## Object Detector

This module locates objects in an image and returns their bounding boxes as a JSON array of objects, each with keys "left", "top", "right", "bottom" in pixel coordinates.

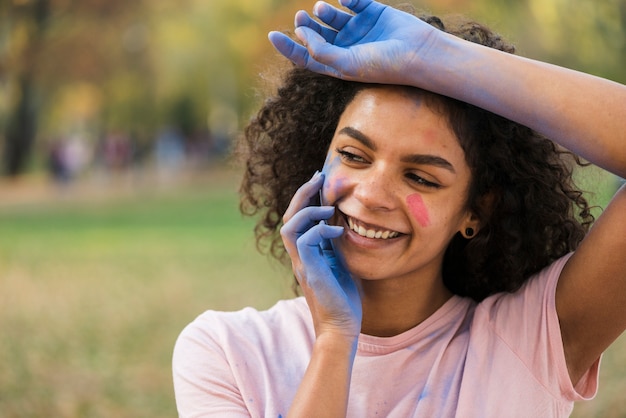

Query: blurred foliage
[{"left": 0, "top": 0, "right": 624, "bottom": 176}]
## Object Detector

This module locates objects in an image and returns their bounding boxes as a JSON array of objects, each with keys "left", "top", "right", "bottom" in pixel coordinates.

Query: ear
[
  {"left": 460, "top": 191, "right": 496, "bottom": 239},
  {"left": 460, "top": 213, "right": 481, "bottom": 239}
]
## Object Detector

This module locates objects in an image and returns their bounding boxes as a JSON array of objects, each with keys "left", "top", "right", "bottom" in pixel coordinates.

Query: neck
[{"left": 358, "top": 275, "right": 453, "bottom": 337}]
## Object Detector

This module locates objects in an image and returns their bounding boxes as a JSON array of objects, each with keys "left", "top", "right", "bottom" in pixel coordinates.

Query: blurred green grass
[
  {"left": 0, "top": 169, "right": 292, "bottom": 418},
  {"left": 0, "top": 167, "right": 623, "bottom": 417}
]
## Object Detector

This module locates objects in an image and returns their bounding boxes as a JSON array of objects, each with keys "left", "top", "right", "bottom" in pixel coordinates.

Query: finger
[
  {"left": 282, "top": 171, "right": 324, "bottom": 223},
  {"left": 282, "top": 206, "right": 335, "bottom": 240},
  {"left": 320, "top": 237, "right": 334, "bottom": 252},
  {"left": 298, "top": 223, "right": 344, "bottom": 248},
  {"left": 293, "top": 27, "right": 345, "bottom": 78},
  {"left": 312, "top": 1, "right": 353, "bottom": 32},
  {"left": 282, "top": 208, "right": 335, "bottom": 261},
  {"left": 322, "top": 248, "right": 343, "bottom": 274},
  {"left": 268, "top": 31, "right": 312, "bottom": 67},
  {"left": 297, "top": 224, "right": 344, "bottom": 278},
  {"left": 295, "top": 10, "right": 339, "bottom": 44},
  {"left": 321, "top": 245, "right": 361, "bottom": 314},
  {"left": 338, "top": 0, "right": 377, "bottom": 14},
  {"left": 298, "top": 225, "right": 355, "bottom": 309}
]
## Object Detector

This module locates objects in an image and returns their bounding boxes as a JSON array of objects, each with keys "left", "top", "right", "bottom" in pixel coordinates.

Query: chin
[{"left": 340, "top": 258, "right": 387, "bottom": 282}]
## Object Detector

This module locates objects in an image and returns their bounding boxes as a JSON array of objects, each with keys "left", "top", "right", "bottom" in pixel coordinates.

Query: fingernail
[
  {"left": 310, "top": 170, "right": 322, "bottom": 182},
  {"left": 294, "top": 27, "right": 307, "bottom": 45},
  {"left": 313, "top": 2, "right": 321, "bottom": 16}
]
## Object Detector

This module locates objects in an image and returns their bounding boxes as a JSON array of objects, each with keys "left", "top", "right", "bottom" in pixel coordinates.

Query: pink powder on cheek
[{"left": 407, "top": 193, "right": 431, "bottom": 227}]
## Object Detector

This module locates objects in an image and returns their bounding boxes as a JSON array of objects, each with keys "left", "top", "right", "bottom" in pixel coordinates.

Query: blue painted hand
[
  {"left": 268, "top": 0, "right": 439, "bottom": 86},
  {"left": 281, "top": 172, "right": 362, "bottom": 339}
]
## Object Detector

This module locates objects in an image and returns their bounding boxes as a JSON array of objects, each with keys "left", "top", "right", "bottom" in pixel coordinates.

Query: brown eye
[
  {"left": 337, "top": 148, "right": 368, "bottom": 164},
  {"left": 406, "top": 172, "right": 441, "bottom": 189}
]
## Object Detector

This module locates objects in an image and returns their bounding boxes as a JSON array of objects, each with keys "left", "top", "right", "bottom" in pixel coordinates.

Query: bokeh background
[{"left": 1, "top": 0, "right": 624, "bottom": 417}]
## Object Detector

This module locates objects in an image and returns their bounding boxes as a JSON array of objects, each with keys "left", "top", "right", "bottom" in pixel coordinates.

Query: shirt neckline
[{"left": 356, "top": 295, "right": 473, "bottom": 355}]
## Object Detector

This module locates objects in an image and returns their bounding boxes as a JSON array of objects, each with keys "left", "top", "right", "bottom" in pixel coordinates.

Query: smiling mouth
[{"left": 346, "top": 215, "right": 400, "bottom": 240}]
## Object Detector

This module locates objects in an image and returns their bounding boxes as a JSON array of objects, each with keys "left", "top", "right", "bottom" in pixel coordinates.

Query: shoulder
[
  {"left": 478, "top": 253, "right": 573, "bottom": 317},
  {"left": 468, "top": 253, "right": 598, "bottom": 402},
  {"left": 173, "top": 297, "right": 315, "bottom": 370},
  {"left": 176, "top": 297, "right": 312, "bottom": 350},
  {"left": 172, "top": 298, "right": 312, "bottom": 416},
  {"left": 471, "top": 253, "right": 573, "bottom": 346}
]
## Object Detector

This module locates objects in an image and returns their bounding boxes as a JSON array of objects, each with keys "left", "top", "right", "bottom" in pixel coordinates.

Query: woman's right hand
[{"left": 281, "top": 171, "right": 362, "bottom": 341}]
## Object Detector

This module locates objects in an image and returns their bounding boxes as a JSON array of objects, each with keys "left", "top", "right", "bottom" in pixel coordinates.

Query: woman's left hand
[{"left": 269, "top": 0, "right": 443, "bottom": 86}]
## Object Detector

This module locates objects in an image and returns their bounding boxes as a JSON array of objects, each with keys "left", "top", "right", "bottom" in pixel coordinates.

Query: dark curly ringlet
[
  {"left": 239, "top": 70, "right": 370, "bottom": 259},
  {"left": 238, "top": 6, "right": 594, "bottom": 301}
]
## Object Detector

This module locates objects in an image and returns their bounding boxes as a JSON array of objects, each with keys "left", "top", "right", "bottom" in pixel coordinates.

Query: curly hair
[{"left": 237, "top": 6, "right": 594, "bottom": 301}]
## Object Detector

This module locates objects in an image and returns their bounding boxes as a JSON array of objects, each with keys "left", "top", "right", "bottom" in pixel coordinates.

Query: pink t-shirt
[{"left": 173, "top": 255, "right": 599, "bottom": 417}]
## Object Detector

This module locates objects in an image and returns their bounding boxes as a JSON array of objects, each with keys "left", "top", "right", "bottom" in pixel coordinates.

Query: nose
[{"left": 353, "top": 165, "right": 399, "bottom": 212}]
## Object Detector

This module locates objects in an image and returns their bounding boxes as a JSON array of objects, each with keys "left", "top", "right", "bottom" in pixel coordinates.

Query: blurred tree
[
  {"left": 37, "top": 0, "right": 154, "bottom": 142},
  {"left": 2, "top": 0, "right": 50, "bottom": 177},
  {"left": 1, "top": 0, "right": 623, "bottom": 177},
  {"left": 2, "top": 0, "right": 153, "bottom": 176},
  {"left": 444, "top": 0, "right": 625, "bottom": 83}
]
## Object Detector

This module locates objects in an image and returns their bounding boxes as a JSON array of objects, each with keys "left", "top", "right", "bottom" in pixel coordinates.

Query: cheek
[
  {"left": 406, "top": 193, "right": 431, "bottom": 228},
  {"left": 321, "top": 154, "right": 345, "bottom": 205}
]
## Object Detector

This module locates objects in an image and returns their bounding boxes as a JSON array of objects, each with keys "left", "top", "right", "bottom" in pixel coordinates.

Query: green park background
[{"left": 1, "top": 0, "right": 625, "bottom": 416}]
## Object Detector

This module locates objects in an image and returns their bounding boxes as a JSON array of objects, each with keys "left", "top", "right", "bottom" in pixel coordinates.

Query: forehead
[{"left": 335, "top": 86, "right": 462, "bottom": 154}]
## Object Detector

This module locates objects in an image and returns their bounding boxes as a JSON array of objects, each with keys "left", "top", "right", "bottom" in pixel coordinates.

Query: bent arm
[
  {"left": 288, "top": 334, "right": 357, "bottom": 417},
  {"left": 281, "top": 173, "right": 363, "bottom": 416},
  {"left": 556, "top": 184, "right": 626, "bottom": 384}
]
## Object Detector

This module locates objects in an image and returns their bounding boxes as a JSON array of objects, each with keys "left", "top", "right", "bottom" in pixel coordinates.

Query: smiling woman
[{"left": 172, "top": 0, "right": 626, "bottom": 417}]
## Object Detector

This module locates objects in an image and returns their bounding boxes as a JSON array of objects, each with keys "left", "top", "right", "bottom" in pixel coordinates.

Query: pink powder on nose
[{"left": 407, "top": 193, "right": 431, "bottom": 227}]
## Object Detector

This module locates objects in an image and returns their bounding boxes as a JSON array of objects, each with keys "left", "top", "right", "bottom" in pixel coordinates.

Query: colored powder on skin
[
  {"left": 321, "top": 153, "right": 339, "bottom": 178},
  {"left": 407, "top": 193, "right": 431, "bottom": 227},
  {"left": 321, "top": 154, "right": 342, "bottom": 204}
]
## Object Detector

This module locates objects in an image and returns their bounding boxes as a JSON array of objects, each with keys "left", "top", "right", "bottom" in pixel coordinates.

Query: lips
[{"left": 346, "top": 216, "right": 400, "bottom": 240}]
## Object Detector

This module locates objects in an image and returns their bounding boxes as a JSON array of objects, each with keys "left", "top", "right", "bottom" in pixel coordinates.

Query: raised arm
[
  {"left": 280, "top": 172, "right": 362, "bottom": 417},
  {"left": 270, "top": 0, "right": 626, "bottom": 175},
  {"left": 270, "top": 0, "right": 626, "bottom": 385}
]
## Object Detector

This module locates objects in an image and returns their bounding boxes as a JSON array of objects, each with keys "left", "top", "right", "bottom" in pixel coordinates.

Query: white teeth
[{"left": 347, "top": 217, "right": 399, "bottom": 240}]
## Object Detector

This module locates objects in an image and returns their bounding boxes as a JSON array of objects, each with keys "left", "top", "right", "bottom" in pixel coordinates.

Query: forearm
[
  {"left": 288, "top": 334, "right": 357, "bottom": 418},
  {"left": 417, "top": 32, "right": 626, "bottom": 177}
]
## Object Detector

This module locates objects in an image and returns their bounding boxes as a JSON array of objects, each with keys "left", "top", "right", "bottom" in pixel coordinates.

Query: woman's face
[{"left": 322, "top": 87, "right": 476, "bottom": 284}]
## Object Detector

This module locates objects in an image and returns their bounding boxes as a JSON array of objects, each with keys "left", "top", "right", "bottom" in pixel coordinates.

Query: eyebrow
[
  {"left": 337, "top": 126, "right": 456, "bottom": 174},
  {"left": 338, "top": 127, "right": 377, "bottom": 150},
  {"left": 400, "top": 154, "right": 456, "bottom": 173}
]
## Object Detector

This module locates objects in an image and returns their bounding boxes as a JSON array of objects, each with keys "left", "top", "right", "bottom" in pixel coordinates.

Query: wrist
[
  {"left": 313, "top": 332, "right": 359, "bottom": 361},
  {"left": 405, "top": 30, "right": 465, "bottom": 90},
  {"left": 287, "top": 331, "right": 357, "bottom": 417},
  {"left": 413, "top": 29, "right": 508, "bottom": 109}
]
